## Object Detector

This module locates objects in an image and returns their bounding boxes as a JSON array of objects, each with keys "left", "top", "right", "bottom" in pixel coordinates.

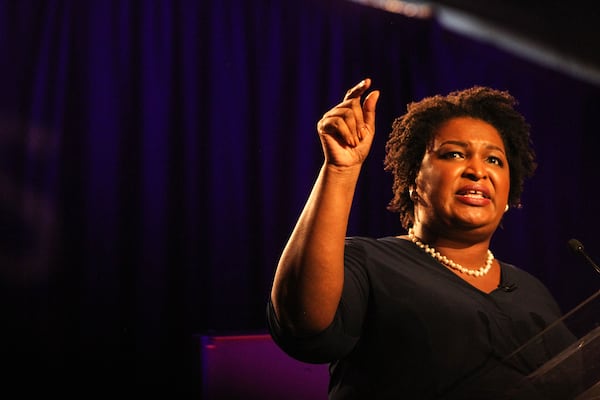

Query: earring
[
  {"left": 409, "top": 189, "right": 418, "bottom": 202},
  {"left": 504, "top": 204, "right": 509, "bottom": 212}
]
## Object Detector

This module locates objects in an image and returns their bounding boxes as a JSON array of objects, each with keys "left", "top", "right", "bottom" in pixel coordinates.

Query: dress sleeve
[{"left": 265, "top": 238, "right": 371, "bottom": 364}]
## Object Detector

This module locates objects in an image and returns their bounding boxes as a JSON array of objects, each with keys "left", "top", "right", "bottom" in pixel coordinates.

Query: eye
[
  {"left": 441, "top": 151, "right": 464, "bottom": 160},
  {"left": 487, "top": 156, "right": 504, "bottom": 166}
]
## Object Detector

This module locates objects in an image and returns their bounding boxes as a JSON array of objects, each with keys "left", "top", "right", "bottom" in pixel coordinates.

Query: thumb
[{"left": 362, "top": 90, "right": 380, "bottom": 132}]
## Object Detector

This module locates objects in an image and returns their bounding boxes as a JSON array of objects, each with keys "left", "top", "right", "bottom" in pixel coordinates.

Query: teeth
[{"left": 460, "top": 190, "right": 486, "bottom": 198}]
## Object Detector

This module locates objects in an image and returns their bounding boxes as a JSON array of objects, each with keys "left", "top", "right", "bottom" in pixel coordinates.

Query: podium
[
  {"left": 502, "top": 288, "right": 600, "bottom": 399},
  {"left": 440, "top": 287, "right": 600, "bottom": 399},
  {"left": 475, "top": 291, "right": 600, "bottom": 400}
]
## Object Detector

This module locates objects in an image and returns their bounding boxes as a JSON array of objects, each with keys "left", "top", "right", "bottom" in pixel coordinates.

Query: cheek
[
  {"left": 416, "top": 171, "right": 449, "bottom": 204},
  {"left": 493, "top": 171, "right": 511, "bottom": 199},
  {"left": 424, "top": 167, "right": 455, "bottom": 190}
]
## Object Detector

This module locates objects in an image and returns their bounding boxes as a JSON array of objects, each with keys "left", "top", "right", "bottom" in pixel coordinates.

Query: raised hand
[
  {"left": 317, "top": 78, "right": 380, "bottom": 167},
  {"left": 271, "top": 80, "right": 379, "bottom": 334}
]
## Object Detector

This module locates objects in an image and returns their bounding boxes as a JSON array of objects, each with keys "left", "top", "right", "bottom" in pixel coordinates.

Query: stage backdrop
[{"left": 1, "top": 0, "right": 599, "bottom": 397}]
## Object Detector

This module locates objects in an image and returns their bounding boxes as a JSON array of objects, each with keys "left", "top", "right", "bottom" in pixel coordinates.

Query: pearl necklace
[{"left": 408, "top": 228, "right": 494, "bottom": 277}]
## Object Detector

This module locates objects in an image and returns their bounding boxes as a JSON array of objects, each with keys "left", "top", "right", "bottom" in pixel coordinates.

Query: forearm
[{"left": 271, "top": 163, "right": 361, "bottom": 335}]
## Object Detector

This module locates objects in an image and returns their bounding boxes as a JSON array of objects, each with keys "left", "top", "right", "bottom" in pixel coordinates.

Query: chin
[{"left": 454, "top": 217, "right": 497, "bottom": 231}]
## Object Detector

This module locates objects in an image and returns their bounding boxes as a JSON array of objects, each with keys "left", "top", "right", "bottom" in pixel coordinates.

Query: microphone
[
  {"left": 499, "top": 282, "right": 517, "bottom": 292},
  {"left": 567, "top": 238, "right": 600, "bottom": 275}
]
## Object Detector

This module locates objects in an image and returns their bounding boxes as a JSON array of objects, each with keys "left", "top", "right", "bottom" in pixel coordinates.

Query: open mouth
[{"left": 456, "top": 189, "right": 490, "bottom": 199}]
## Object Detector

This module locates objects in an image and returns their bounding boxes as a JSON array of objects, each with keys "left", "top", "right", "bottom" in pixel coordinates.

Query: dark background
[
  {"left": 431, "top": 0, "right": 600, "bottom": 68},
  {"left": 1, "top": 0, "right": 599, "bottom": 397}
]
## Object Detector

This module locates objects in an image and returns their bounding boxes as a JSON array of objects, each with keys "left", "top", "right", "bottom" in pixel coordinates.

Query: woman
[{"left": 267, "top": 79, "right": 577, "bottom": 399}]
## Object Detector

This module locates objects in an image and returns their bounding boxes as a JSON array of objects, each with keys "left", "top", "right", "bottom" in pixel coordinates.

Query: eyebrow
[{"left": 438, "top": 140, "right": 505, "bottom": 154}]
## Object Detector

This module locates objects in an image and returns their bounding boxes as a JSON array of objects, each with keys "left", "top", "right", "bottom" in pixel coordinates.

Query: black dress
[{"left": 267, "top": 237, "right": 579, "bottom": 399}]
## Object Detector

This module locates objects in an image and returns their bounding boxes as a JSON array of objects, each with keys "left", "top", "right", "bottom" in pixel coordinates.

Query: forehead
[{"left": 432, "top": 117, "right": 505, "bottom": 149}]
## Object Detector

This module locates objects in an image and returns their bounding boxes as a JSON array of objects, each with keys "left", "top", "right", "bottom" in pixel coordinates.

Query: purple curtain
[{"left": 1, "top": 0, "right": 599, "bottom": 396}]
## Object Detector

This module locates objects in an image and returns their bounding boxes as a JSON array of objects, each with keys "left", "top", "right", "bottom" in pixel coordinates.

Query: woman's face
[{"left": 413, "top": 117, "right": 510, "bottom": 237}]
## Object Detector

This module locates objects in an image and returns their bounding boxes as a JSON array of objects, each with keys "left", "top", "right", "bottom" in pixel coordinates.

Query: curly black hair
[{"left": 383, "top": 86, "right": 537, "bottom": 229}]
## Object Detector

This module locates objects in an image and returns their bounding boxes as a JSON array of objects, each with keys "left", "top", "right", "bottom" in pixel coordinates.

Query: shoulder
[
  {"left": 343, "top": 236, "right": 432, "bottom": 279},
  {"left": 501, "top": 262, "right": 554, "bottom": 301},
  {"left": 344, "top": 236, "right": 420, "bottom": 265},
  {"left": 345, "top": 235, "right": 416, "bottom": 254},
  {"left": 500, "top": 262, "right": 547, "bottom": 288}
]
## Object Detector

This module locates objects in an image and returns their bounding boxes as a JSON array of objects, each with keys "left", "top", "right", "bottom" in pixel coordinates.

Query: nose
[{"left": 462, "top": 157, "right": 487, "bottom": 181}]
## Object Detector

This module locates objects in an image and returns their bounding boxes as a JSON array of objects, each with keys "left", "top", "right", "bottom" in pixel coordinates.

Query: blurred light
[
  {"left": 437, "top": 7, "right": 600, "bottom": 86},
  {"left": 349, "top": 0, "right": 433, "bottom": 18}
]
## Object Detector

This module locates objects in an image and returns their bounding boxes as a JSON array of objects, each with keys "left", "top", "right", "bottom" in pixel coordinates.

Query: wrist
[
  {"left": 322, "top": 162, "right": 362, "bottom": 176},
  {"left": 320, "top": 163, "right": 363, "bottom": 190}
]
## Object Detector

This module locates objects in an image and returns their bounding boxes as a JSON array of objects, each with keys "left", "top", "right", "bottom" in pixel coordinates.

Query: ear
[{"left": 408, "top": 186, "right": 418, "bottom": 202}]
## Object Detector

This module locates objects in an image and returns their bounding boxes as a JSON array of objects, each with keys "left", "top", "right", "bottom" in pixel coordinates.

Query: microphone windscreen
[{"left": 567, "top": 238, "right": 584, "bottom": 253}]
